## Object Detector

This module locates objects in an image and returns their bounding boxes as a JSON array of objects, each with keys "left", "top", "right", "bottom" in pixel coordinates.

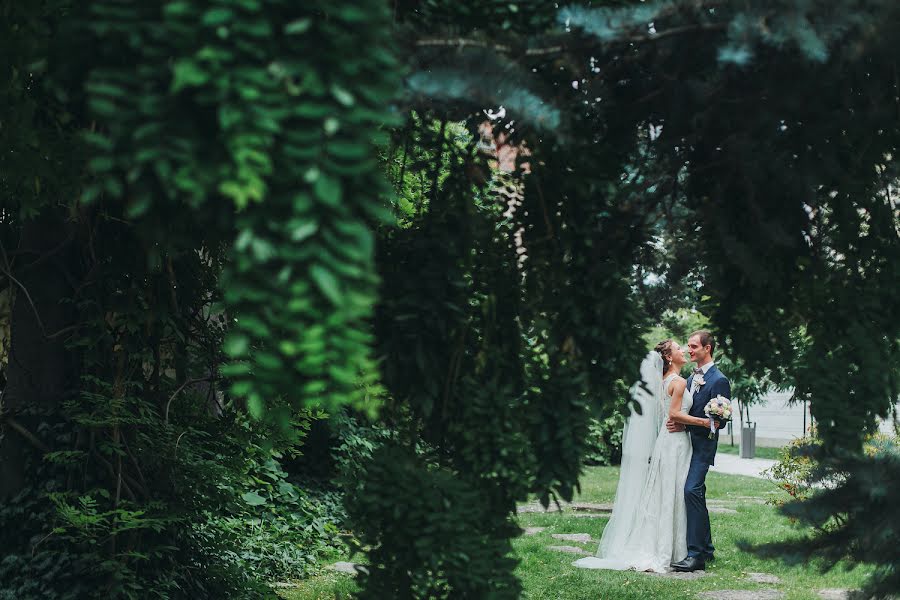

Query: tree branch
[
  {"left": 413, "top": 22, "right": 726, "bottom": 58},
  {"left": 164, "top": 377, "right": 215, "bottom": 425},
  {"left": 2, "top": 415, "right": 51, "bottom": 453}
]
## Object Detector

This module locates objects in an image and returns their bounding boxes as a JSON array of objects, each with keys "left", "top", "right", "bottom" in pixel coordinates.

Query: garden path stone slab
[
  {"left": 573, "top": 513, "right": 608, "bottom": 519},
  {"left": 708, "top": 506, "right": 738, "bottom": 514},
  {"left": 547, "top": 545, "right": 590, "bottom": 555},
  {"left": 551, "top": 533, "right": 593, "bottom": 543},
  {"left": 746, "top": 573, "right": 782, "bottom": 584},
  {"left": 698, "top": 591, "right": 784, "bottom": 600},
  {"left": 523, "top": 527, "right": 546, "bottom": 535},
  {"left": 516, "top": 502, "right": 563, "bottom": 514},
  {"left": 330, "top": 562, "right": 361, "bottom": 574},
  {"left": 649, "top": 570, "right": 708, "bottom": 580}
]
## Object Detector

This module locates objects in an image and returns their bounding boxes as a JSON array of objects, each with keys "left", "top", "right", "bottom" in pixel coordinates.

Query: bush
[
  {"left": 345, "top": 444, "right": 521, "bottom": 599},
  {"left": 0, "top": 403, "right": 347, "bottom": 599},
  {"left": 583, "top": 414, "right": 626, "bottom": 466},
  {"left": 584, "top": 381, "right": 630, "bottom": 466},
  {"left": 763, "top": 434, "right": 822, "bottom": 507},
  {"left": 753, "top": 429, "right": 900, "bottom": 598},
  {"left": 764, "top": 429, "right": 899, "bottom": 509}
]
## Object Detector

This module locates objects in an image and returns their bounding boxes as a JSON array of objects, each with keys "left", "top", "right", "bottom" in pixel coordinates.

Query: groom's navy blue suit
[{"left": 685, "top": 364, "right": 730, "bottom": 559}]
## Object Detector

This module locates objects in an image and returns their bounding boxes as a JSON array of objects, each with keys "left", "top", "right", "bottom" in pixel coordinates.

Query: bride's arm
[{"left": 667, "top": 379, "right": 719, "bottom": 428}]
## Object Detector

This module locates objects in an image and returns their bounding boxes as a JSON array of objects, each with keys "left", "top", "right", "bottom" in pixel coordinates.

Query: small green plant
[{"left": 764, "top": 434, "right": 822, "bottom": 508}]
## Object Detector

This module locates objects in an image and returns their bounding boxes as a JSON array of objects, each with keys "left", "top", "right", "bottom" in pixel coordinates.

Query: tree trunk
[{"left": 0, "top": 212, "right": 78, "bottom": 499}]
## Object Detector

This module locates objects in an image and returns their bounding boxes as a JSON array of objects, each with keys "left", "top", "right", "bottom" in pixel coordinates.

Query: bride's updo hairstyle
[{"left": 654, "top": 339, "right": 674, "bottom": 375}]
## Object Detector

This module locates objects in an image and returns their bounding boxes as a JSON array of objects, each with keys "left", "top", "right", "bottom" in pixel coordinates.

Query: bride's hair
[{"left": 654, "top": 339, "right": 674, "bottom": 375}]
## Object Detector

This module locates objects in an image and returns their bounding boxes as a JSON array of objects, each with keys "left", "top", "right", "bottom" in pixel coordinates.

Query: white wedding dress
[{"left": 574, "top": 356, "right": 693, "bottom": 573}]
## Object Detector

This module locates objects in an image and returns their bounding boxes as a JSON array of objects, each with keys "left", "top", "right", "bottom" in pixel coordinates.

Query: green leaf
[
  {"left": 293, "top": 193, "right": 314, "bottom": 212},
  {"left": 324, "top": 117, "right": 341, "bottom": 135},
  {"left": 295, "top": 103, "right": 332, "bottom": 119},
  {"left": 303, "top": 168, "right": 320, "bottom": 183},
  {"left": 254, "top": 351, "right": 283, "bottom": 371},
  {"left": 289, "top": 220, "right": 318, "bottom": 242},
  {"left": 221, "top": 362, "right": 252, "bottom": 377},
  {"left": 251, "top": 237, "right": 276, "bottom": 262},
  {"left": 310, "top": 264, "right": 342, "bottom": 304},
  {"left": 88, "top": 156, "right": 115, "bottom": 173},
  {"left": 326, "top": 140, "right": 369, "bottom": 160},
  {"left": 171, "top": 59, "right": 210, "bottom": 92},
  {"left": 241, "top": 491, "right": 267, "bottom": 506},
  {"left": 247, "top": 394, "right": 265, "bottom": 419},
  {"left": 236, "top": 316, "right": 271, "bottom": 337},
  {"left": 331, "top": 85, "right": 355, "bottom": 107},
  {"left": 284, "top": 18, "right": 312, "bottom": 35},
  {"left": 336, "top": 5, "right": 369, "bottom": 22},
  {"left": 313, "top": 174, "right": 342, "bottom": 207},
  {"left": 224, "top": 334, "right": 250, "bottom": 357},
  {"left": 202, "top": 7, "right": 234, "bottom": 26},
  {"left": 277, "top": 481, "right": 299, "bottom": 500},
  {"left": 125, "top": 195, "right": 152, "bottom": 218}
]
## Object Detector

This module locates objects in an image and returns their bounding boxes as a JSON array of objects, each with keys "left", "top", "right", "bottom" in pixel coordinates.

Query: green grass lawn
[
  {"left": 715, "top": 441, "right": 784, "bottom": 460},
  {"left": 277, "top": 467, "right": 868, "bottom": 600}
]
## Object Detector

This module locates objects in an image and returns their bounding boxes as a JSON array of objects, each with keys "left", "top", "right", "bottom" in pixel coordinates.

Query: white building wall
[{"left": 723, "top": 389, "right": 897, "bottom": 447}]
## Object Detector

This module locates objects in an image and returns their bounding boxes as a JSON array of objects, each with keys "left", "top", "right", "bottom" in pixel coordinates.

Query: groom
[{"left": 666, "top": 330, "right": 731, "bottom": 572}]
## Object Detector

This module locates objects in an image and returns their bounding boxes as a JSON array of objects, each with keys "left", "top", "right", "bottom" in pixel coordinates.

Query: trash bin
[{"left": 740, "top": 422, "right": 756, "bottom": 459}]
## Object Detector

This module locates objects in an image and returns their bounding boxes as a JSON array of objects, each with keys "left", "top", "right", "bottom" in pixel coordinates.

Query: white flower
[{"left": 695, "top": 374, "right": 706, "bottom": 387}]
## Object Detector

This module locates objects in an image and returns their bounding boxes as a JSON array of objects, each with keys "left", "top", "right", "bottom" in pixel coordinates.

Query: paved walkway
[{"left": 711, "top": 453, "right": 777, "bottom": 478}]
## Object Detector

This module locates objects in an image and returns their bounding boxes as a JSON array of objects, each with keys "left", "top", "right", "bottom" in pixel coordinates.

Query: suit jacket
[{"left": 686, "top": 364, "right": 731, "bottom": 466}]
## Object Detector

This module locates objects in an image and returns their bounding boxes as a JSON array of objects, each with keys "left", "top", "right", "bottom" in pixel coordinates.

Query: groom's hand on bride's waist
[{"left": 665, "top": 418, "right": 686, "bottom": 433}]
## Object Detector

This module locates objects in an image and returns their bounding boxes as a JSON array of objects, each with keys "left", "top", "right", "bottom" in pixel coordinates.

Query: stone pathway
[
  {"left": 708, "top": 506, "right": 738, "bottom": 514},
  {"left": 548, "top": 545, "right": 590, "bottom": 555},
  {"left": 551, "top": 533, "right": 593, "bottom": 543},
  {"left": 711, "top": 453, "right": 777, "bottom": 479},
  {"left": 570, "top": 502, "right": 613, "bottom": 513},
  {"left": 519, "top": 498, "right": 748, "bottom": 518},
  {"left": 516, "top": 501, "right": 564, "bottom": 514},
  {"left": 329, "top": 561, "right": 363, "bottom": 574},
  {"left": 649, "top": 570, "right": 708, "bottom": 580},
  {"left": 698, "top": 590, "right": 784, "bottom": 600},
  {"left": 516, "top": 500, "right": 613, "bottom": 516},
  {"left": 746, "top": 573, "right": 782, "bottom": 584}
]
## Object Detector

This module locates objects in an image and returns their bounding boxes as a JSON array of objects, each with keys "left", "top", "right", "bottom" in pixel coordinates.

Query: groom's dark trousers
[
  {"left": 685, "top": 365, "right": 731, "bottom": 559},
  {"left": 685, "top": 441, "right": 714, "bottom": 558}
]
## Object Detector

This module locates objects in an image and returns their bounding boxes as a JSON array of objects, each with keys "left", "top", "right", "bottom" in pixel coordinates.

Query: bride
[{"left": 574, "top": 339, "right": 710, "bottom": 573}]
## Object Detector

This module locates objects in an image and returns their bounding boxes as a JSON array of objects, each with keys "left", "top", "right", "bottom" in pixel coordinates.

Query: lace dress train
[{"left": 573, "top": 375, "right": 692, "bottom": 573}]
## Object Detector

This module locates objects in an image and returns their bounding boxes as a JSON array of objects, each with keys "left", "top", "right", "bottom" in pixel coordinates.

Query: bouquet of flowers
[{"left": 703, "top": 395, "right": 732, "bottom": 440}]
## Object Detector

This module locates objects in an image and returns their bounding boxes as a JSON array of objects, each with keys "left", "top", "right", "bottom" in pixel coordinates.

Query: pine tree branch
[{"left": 413, "top": 22, "right": 726, "bottom": 58}]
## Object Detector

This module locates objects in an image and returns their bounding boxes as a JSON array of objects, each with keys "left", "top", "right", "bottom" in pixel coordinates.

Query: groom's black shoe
[{"left": 671, "top": 556, "right": 706, "bottom": 572}]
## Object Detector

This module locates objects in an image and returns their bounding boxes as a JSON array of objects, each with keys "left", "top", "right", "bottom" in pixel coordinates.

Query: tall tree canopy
[{"left": 1, "top": 1, "right": 898, "bottom": 598}]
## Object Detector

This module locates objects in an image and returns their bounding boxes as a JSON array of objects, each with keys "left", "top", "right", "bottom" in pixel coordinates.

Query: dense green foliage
[
  {"left": 1, "top": 0, "right": 396, "bottom": 597},
  {"left": 1, "top": 1, "right": 898, "bottom": 598}
]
